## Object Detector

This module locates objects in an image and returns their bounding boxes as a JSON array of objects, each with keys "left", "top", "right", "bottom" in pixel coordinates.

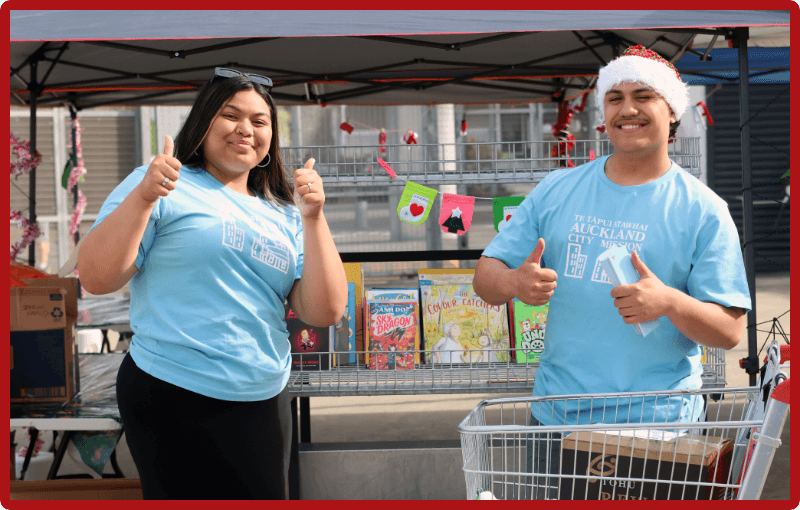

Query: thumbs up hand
[
  {"left": 609, "top": 250, "right": 670, "bottom": 325},
  {"left": 137, "top": 136, "right": 182, "bottom": 203},
  {"left": 293, "top": 158, "right": 325, "bottom": 219},
  {"left": 513, "top": 238, "right": 558, "bottom": 306}
]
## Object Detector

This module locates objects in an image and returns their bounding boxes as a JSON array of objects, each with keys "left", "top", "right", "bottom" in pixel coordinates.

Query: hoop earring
[
  {"left": 194, "top": 147, "right": 202, "bottom": 157},
  {"left": 256, "top": 153, "right": 271, "bottom": 168}
]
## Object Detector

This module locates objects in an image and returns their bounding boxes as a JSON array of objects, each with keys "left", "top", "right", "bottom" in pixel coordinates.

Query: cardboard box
[
  {"left": 559, "top": 430, "right": 733, "bottom": 500},
  {"left": 10, "top": 277, "right": 80, "bottom": 404}
]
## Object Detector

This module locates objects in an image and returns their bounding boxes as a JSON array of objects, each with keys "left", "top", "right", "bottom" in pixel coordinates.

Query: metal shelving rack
[
  {"left": 281, "top": 136, "right": 725, "bottom": 399},
  {"left": 282, "top": 137, "right": 703, "bottom": 188}
]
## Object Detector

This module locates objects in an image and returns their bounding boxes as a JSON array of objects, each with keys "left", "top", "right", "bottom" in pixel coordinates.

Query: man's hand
[
  {"left": 610, "top": 250, "right": 674, "bottom": 325},
  {"left": 512, "top": 238, "right": 557, "bottom": 306}
]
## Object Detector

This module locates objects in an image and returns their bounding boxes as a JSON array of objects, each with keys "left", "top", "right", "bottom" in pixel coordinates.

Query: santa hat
[{"left": 596, "top": 45, "right": 689, "bottom": 122}]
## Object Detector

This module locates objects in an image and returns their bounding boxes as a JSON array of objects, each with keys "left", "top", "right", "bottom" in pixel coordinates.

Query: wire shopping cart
[{"left": 458, "top": 339, "right": 789, "bottom": 500}]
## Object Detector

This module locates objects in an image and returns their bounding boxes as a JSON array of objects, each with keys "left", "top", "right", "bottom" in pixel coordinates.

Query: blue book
[
  {"left": 598, "top": 244, "right": 659, "bottom": 337},
  {"left": 335, "top": 282, "right": 357, "bottom": 364}
]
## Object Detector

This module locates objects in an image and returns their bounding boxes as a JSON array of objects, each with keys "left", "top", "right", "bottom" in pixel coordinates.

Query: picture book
[
  {"left": 364, "top": 288, "right": 420, "bottom": 351},
  {"left": 420, "top": 283, "right": 510, "bottom": 364},
  {"left": 598, "top": 244, "right": 659, "bottom": 337},
  {"left": 512, "top": 299, "right": 549, "bottom": 364},
  {"left": 334, "top": 282, "right": 357, "bottom": 365},
  {"left": 365, "top": 299, "right": 421, "bottom": 370},
  {"left": 286, "top": 309, "right": 334, "bottom": 371},
  {"left": 418, "top": 268, "right": 476, "bottom": 287},
  {"left": 343, "top": 263, "right": 365, "bottom": 361}
]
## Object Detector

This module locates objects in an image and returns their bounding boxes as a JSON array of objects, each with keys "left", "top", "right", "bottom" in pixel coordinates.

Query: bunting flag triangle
[
  {"left": 439, "top": 193, "right": 475, "bottom": 235},
  {"left": 397, "top": 181, "right": 438, "bottom": 225},
  {"left": 492, "top": 196, "right": 525, "bottom": 232}
]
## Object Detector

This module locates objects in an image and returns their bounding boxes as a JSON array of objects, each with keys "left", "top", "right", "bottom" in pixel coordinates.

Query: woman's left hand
[{"left": 293, "top": 158, "right": 325, "bottom": 219}]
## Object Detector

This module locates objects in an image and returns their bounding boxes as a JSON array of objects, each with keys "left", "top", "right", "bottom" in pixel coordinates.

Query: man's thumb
[
  {"left": 526, "top": 238, "right": 546, "bottom": 265},
  {"left": 163, "top": 136, "right": 174, "bottom": 157},
  {"left": 631, "top": 251, "right": 652, "bottom": 277}
]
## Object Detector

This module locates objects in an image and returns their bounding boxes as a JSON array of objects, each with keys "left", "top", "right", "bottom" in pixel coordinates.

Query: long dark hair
[{"left": 173, "top": 75, "right": 294, "bottom": 207}]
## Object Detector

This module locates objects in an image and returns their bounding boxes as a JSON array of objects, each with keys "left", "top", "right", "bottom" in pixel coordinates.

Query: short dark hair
[
  {"left": 174, "top": 74, "right": 293, "bottom": 206},
  {"left": 669, "top": 119, "right": 680, "bottom": 139}
]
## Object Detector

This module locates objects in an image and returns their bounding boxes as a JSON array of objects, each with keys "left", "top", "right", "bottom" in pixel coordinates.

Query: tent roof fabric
[
  {"left": 9, "top": 10, "right": 790, "bottom": 108},
  {"left": 10, "top": 10, "right": 790, "bottom": 41}
]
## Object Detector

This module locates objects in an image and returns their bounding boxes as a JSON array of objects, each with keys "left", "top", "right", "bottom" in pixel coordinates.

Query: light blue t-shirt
[
  {"left": 482, "top": 156, "right": 751, "bottom": 426},
  {"left": 89, "top": 165, "right": 304, "bottom": 401}
]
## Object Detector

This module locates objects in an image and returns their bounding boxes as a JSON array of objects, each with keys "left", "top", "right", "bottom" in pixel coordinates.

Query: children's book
[
  {"left": 512, "top": 299, "right": 549, "bottom": 364},
  {"left": 365, "top": 299, "right": 421, "bottom": 370},
  {"left": 419, "top": 283, "right": 510, "bottom": 364},
  {"left": 364, "top": 288, "right": 420, "bottom": 352},
  {"left": 286, "top": 309, "right": 334, "bottom": 371},
  {"left": 334, "top": 282, "right": 357, "bottom": 365},
  {"left": 343, "top": 263, "right": 365, "bottom": 361}
]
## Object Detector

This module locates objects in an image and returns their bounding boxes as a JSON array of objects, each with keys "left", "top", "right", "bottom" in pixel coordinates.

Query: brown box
[
  {"left": 10, "top": 277, "right": 80, "bottom": 404},
  {"left": 559, "top": 431, "right": 733, "bottom": 500}
]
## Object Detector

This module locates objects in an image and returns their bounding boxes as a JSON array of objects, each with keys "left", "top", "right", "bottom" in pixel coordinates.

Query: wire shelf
[
  {"left": 286, "top": 347, "right": 726, "bottom": 397},
  {"left": 282, "top": 138, "right": 703, "bottom": 187}
]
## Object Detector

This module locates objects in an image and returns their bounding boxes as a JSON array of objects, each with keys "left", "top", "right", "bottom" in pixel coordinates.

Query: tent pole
[
  {"left": 27, "top": 60, "right": 38, "bottom": 268},
  {"left": 736, "top": 27, "right": 758, "bottom": 387}
]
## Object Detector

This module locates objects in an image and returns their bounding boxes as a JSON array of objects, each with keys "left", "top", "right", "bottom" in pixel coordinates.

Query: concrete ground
[{"left": 22, "top": 272, "right": 790, "bottom": 500}]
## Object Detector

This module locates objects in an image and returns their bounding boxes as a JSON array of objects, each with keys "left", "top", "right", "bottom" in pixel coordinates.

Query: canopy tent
[
  {"left": 9, "top": 10, "right": 789, "bottom": 108},
  {"left": 8, "top": 10, "right": 791, "bottom": 385}
]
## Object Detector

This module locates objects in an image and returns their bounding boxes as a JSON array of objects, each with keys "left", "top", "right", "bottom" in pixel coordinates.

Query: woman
[{"left": 77, "top": 68, "right": 347, "bottom": 499}]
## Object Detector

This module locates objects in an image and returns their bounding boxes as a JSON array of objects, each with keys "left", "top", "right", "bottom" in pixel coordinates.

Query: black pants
[
  {"left": 525, "top": 415, "right": 562, "bottom": 500},
  {"left": 116, "top": 353, "right": 292, "bottom": 500}
]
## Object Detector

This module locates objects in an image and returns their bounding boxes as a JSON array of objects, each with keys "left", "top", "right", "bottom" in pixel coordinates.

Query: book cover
[
  {"left": 364, "top": 288, "right": 420, "bottom": 352},
  {"left": 343, "top": 263, "right": 365, "bottom": 361},
  {"left": 286, "top": 309, "right": 334, "bottom": 371},
  {"left": 512, "top": 299, "right": 549, "bottom": 364},
  {"left": 420, "top": 284, "right": 510, "bottom": 364},
  {"left": 334, "top": 282, "right": 357, "bottom": 365},
  {"left": 366, "top": 300, "right": 421, "bottom": 370},
  {"left": 418, "top": 268, "right": 476, "bottom": 287},
  {"left": 597, "top": 244, "right": 659, "bottom": 337}
]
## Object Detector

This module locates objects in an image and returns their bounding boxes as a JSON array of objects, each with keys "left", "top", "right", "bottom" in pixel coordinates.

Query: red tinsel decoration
[
  {"left": 378, "top": 129, "right": 387, "bottom": 153},
  {"left": 696, "top": 101, "right": 714, "bottom": 126}
]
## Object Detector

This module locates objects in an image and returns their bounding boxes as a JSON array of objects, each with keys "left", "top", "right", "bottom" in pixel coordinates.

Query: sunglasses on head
[{"left": 211, "top": 67, "right": 273, "bottom": 91}]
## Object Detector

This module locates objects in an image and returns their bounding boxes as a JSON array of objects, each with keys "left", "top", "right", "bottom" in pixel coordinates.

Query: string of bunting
[{"left": 337, "top": 91, "right": 616, "bottom": 236}]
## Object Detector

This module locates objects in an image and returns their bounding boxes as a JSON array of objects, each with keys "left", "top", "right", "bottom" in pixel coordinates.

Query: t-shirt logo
[
  {"left": 222, "top": 216, "right": 245, "bottom": 251},
  {"left": 252, "top": 235, "right": 290, "bottom": 274}
]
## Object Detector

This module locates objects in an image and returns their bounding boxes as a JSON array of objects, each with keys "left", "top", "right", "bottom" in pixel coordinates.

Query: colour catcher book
[
  {"left": 366, "top": 300, "right": 421, "bottom": 370},
  {"left": 420, "top": 284, "right": 510, "bottom": 364},
  {"left": 512, "top": 299, "right": 548, "bottom": 364},
  {"left": 286, "top": 309, "right": 333, "bottom": 371}
]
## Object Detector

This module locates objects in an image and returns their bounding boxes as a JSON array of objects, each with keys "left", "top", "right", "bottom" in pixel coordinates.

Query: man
[{"left": 474, "top": 45, "right": 751, "bottom": 428}]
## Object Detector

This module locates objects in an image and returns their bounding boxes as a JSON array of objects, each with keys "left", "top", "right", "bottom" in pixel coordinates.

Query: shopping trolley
[{"left": 458, "top": 339, "right": 789, "bottom": 500}]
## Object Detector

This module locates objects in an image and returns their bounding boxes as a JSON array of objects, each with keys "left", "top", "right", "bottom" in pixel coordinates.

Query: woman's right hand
[{"left": 136, "top": 136, "right": 182, "bottom": 203}]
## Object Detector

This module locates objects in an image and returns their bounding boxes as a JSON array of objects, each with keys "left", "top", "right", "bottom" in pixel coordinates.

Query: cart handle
[
  {"left": 770, "top": 378, "right": 790, "bottom": 404},
  {"left": 764, "top": 344, "right": 790, "bottom": 365}
]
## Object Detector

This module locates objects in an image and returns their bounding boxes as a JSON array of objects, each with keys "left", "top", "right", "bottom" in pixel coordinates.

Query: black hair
[
  {"left": 173, "top": 74, "right": 294, "bottom": 207},
  {"left": 669, "top": 119, "right": 680, "bottom": 139}
]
